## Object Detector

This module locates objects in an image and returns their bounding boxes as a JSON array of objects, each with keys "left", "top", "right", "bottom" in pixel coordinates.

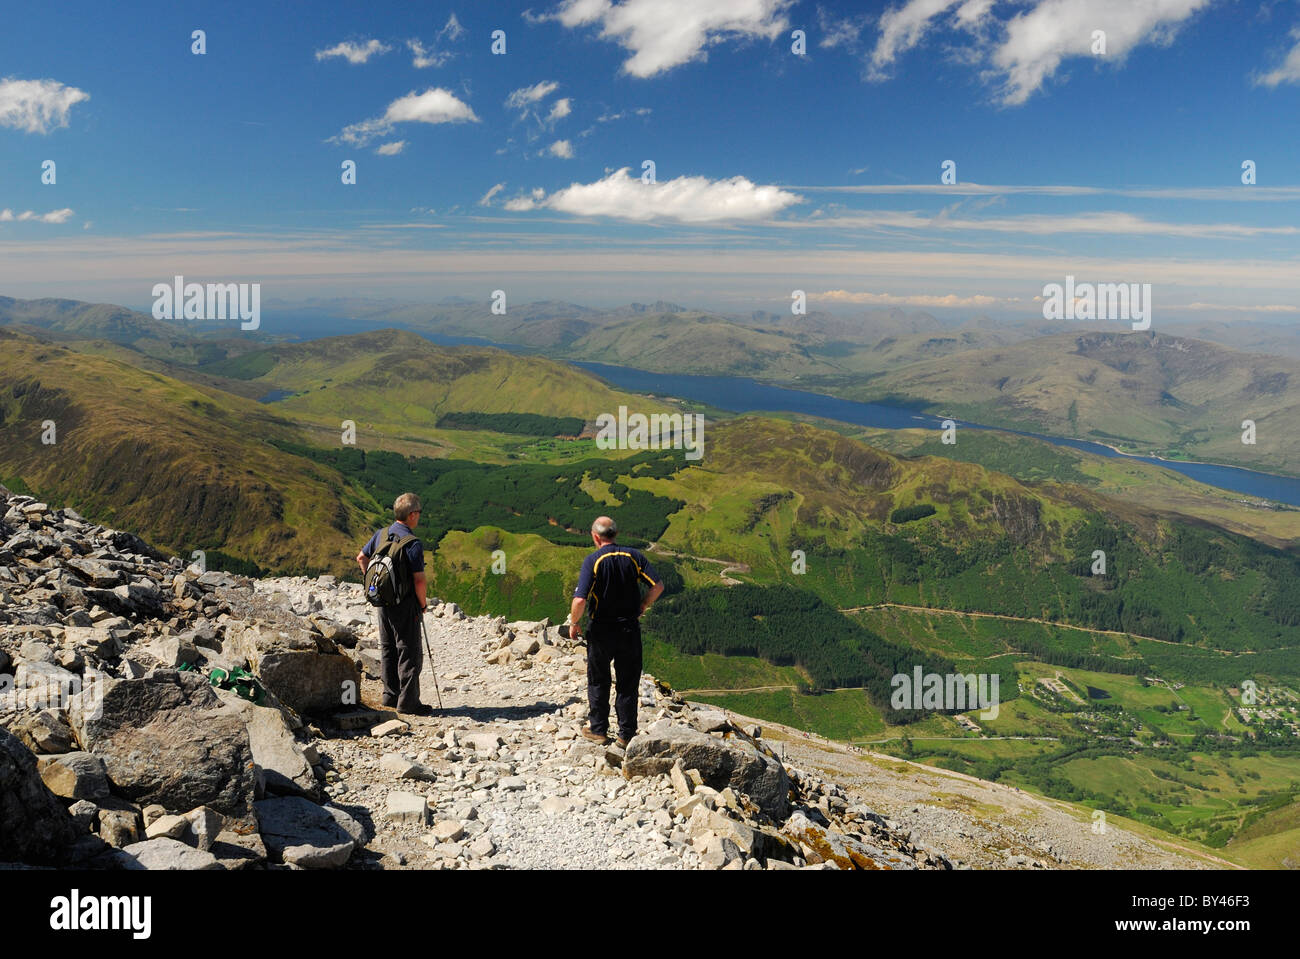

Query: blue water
[{"left": 572, "top": 360, "right": 1300, "bottom": 508}]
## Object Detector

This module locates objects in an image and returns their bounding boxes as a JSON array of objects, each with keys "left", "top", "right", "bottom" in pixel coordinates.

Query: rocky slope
[{"left": 0, "top": 485, "right": 1216, "bottom": 870}]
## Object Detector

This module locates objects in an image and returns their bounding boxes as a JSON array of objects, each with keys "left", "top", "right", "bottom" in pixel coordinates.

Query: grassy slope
[
  {"left": 842, "top": 424, "right": 1300, "bottom": 547},
  {"left": 0, "top": 330, "right": 377, "bottom": 574},
  {"left": 192, "top": 328, "right": 676, "bottom": 452},
  {"left": 835, "top": 330, "right": 1300, "bottom": 475}
]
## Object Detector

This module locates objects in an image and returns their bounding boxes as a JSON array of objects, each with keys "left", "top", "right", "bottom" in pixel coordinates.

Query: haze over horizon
[{"left": 1, "top": 0, "right": 1298, "bottom": 321}]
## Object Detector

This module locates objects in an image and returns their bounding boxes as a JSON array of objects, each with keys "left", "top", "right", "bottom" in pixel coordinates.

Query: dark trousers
[
  {"left": 586, "top": 619, "right": 642, "bottom": 740},
  {"left": 378, "top": 598, "right": 423, "bottom": 710}
]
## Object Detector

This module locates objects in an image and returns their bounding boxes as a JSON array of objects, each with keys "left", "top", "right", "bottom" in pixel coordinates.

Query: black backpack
[{"left": 364, "top": 529, "right": 417, "bottom": 607}]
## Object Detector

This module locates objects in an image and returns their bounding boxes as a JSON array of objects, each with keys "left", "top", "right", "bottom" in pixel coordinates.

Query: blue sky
[{"left": 1, "top": 0, "right": 1298, "bottom": 321}]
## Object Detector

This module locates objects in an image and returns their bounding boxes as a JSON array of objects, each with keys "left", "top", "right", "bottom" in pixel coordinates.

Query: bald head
[{"left": 592, "top": 516, "right": 617, "bottom": 541}]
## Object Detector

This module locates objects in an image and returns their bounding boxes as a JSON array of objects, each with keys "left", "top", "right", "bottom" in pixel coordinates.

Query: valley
[{"left": 1, "top": 295, "right": 1298, "bottom": 868}]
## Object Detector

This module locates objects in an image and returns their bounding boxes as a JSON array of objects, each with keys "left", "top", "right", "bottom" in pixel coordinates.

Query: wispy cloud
[
  {"left": 1255, "top": 26, "right": 1300, "bottom": 87},
  {"left": 505, "top": 168, "right": 802, "bottom": 222},
  {"left": 376, "top": 140, "right": 406, "bottom": 156},
  {"left": 547, "top": 139, "right": 575, "bottom": 159},
  {"left": 548, "top": 0, "right": 793, "bottom": 77},
  {"left": 546, "top": 97, "right": 572, "bottom": 124},
  {"left": 314, "top": 39, "right": 392, "bottom": 64},
  {"left": 779, "top": 208, "right": 1298, "bottom": 239},
  {"left": 789, "top": 182, "right": 1300, "bottom": 202},
  {"left": 506, "top": 80, "right": 560, "bottom": 115},
  {"left": 0, "top": 207, "right": 75, "bottom": 223},
  {"left": 408, "top": 15, "right": 466, "bottom": 69},
  {"left": 819, "top": 289, "right": 1017, "bottom": 307},
  {"left": 0, "top": 77, "right": 90, "bottom": 134},
  {"left": 479, "top": 182, "right": 506, "bottom": 206},
  {"left": 816, "top": 5, "right": 870, "bottom": 49}
]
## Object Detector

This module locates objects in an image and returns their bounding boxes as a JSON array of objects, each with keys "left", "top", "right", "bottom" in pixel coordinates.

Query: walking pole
[{"left": 419, "top": 612, "right": 444, "bottom": 710}]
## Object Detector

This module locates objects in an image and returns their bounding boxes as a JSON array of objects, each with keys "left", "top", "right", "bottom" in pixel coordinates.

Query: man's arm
[
  {"left": 568, "top": 596, "right": 586, "bottom": 637},
  {"left": 639, "top": 581, "right": 664, "bottom": 616},
  {"left": 414, "top": 571, "right": 428, "bottom": 611},
  {"left": 355, "top": 550, "right": 369, "bottom": 574}
]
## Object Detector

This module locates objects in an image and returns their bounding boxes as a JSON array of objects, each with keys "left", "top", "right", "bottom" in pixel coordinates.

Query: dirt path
[
  {"left": 842, "top": 602, "right": 1250, "bottom": 655},
  {"left": 646, "top": 541, "right": 751, "bottom": 586}
]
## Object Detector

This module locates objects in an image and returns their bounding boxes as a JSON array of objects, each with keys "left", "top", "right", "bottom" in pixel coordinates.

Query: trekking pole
[{"left": 419, "top": 612, "right": 444, "bottom": 710}]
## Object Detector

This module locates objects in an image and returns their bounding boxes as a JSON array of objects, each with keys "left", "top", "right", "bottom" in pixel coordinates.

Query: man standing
[
  {"left": 356, "top": 492, "right": 433, "bottom": 717},
  {"left": 569, "top": 516, "right": 664, "bottom": 747}
]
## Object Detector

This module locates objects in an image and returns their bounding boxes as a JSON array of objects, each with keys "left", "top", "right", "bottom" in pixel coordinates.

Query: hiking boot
[
  {"left": 398, "top": 703, "right": 435, "bottom": 718},
  {"left": 580, "top": 727, "right": 608, "bottom": 744},
  {"left": 616, "top": 736, "right": 631, "bottom": 749}
]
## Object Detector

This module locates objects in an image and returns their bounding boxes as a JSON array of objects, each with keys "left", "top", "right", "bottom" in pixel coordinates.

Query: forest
[
  {"left": 434, "top": 411, "right": 586, "bottom": 436},
  {"left": 277, "top": 441, "right": 686, "bottom": 550},
  {"left": 644, "top": 584, "right": 961, "bottom": 724}
]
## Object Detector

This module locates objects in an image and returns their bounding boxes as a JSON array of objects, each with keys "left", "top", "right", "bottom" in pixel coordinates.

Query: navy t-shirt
[
  {"left": 362, "top": 522, "right": 425, "bottom": 575},
  {"left": 574, "top": 542, "right": 661, "bottom": 623}
]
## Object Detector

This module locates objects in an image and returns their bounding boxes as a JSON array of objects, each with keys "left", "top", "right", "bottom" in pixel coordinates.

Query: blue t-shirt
[
  {"left": 574, "top": 542, "right": 660, "bottom": 623},
  {"left": 362, "top": 522, "right": 425, "bottom": 575}
]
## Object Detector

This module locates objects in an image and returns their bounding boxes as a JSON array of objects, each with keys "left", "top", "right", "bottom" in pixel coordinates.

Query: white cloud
[
  {"left": 1256, "top": 27, "right": 1300, "bottom": 87},
  {"left": 315, "top": 39, "right": 392, "bottom": 64},
  {"left": 480, "top": 182, "right": 506, "bottom": 205},
  {"left": 870, "top": 0, "right": 965, "bottom": 79},
  {"left": 546, "top": 97, "right": 573, "bottom": 123},
  {"left": 0, "top": 208, "right": 74, "bottom": 223},
  {"left": 407, "top": 39, "right": 451, "bottom": 69},
  {"left": 0, "top": 77, "right": 90, "bottom": 134},
  {"left": 334, "top": 88, "right": 479, "bottom": 146},
  {"left": 820, "top": 289, "right": 1016, "bottom": 307},
  {"left": 550, "top": 0, "right": 793, "bottom": 77},
  {"left": 440, "top": 12, "right": 466, "bottom": 42},
  {"left": 376, "top": 140, "right": 406, "bottom": 156},
  {"left": 993, "top": 0, "right": 1211, "bottom": 105},
  {"left": 408, "top": 16, "right": 466, "bottom": 69},
  {"left": 817, "top": 7, "right": 869, "bottom": 49},
  {"left": 547, "top": 139, "right": 575, "bottom": 158},
  {"left": 505, "top": 167, "right": 801, "bottom": 222},
  {"left": 867, "top": 0, "right": 1209, "bottom": 104},
  {"left": 506, "top": 81, "right": 560, "bottom": 112}
]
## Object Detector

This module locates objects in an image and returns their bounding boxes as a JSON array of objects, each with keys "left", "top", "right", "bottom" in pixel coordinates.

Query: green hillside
[
  {"left": 836, "top": 330, "right": 1300, "bottom": 476},
  {"left": 0, "top": 329, "right": 377, "bottom": 574}
]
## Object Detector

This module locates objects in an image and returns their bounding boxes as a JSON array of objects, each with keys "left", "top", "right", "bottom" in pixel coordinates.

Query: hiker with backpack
[{"left": 356, "top": 492, "right": 434, "bottom": 717}]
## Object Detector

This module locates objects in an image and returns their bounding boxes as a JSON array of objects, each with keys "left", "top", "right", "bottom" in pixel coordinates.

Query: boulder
[
  {"left": 9, "top": 708, "right": 76, "bottom": 754},
  {"left": 254, "top": 796, "right": 363, "bottom": 869},
  {"left": 690, "top": 709, "right": 731, "bottom": 733},
  {"left": 215, "top": 690, "right": 319, "bottom": 799},
  {"left": 384, "top": 791, "right": 429, "bottom": 825},
  {"left": 97, "top": 806, "right": 142, "bottom": 848},
  {"left": 0, "top": 727, "right": 82, "bottom": 864},
  {"left": 69, "top": 669, "right": 258, "bottom": 819},
  {"left": 462, "top": 732, "right": 503, "bottom": 753},
  {"left": 119, "top": 836, "right": 222, "bottom": 870},
  {"left": 38, "top": 751, "right": 111, "bottom": 800},
  {"left": 66, "top": 559, "right": 124, "bottom": 588},
  {"left": 623, "top": 722, "right": 790, "bottom": 818},
  {"left": 225, "top": 621, "right": 360, "bottom": 714}
]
